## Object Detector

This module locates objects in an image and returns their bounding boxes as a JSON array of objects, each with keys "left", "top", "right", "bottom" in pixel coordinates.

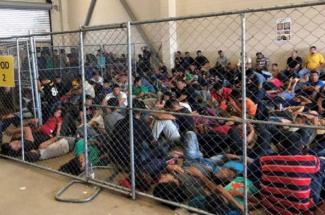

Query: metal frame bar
[
  {"left": 29, "top": 36, "right": 43, "bottom": 125},
  {"left": 84, "top": 0, "right": 97, "bottom": 27},
  {"left": 2, "top": 2, "right": 325, "bottom": 215},
  {"left": 127, "top": 21, "right": 136, "bottom": 200},
  {"left": 89, "top": 104, "right": 325, "bottom": 130},
  {"left": 80, "top": 30, "right": 89, "bottom": 179},
  {"left": 240, "top": 13, "right": 248, "bottom": 215},
  {"left": 26, "top": 40, "right": 37, "bottom": 118},
  {"left": 55, "top": 180, "right": 102, "bottom": 203},
  {"left": 120, "top": 0, "right": 162, "bottom": 64},
  {"left": 55, "top": 166, "right": 113, "bottom": 203},
  {"left": 16, "top": 38, "right": 25, "bottom": 161}
]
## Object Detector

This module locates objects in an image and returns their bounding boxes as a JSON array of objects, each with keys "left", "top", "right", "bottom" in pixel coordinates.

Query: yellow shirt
[{"left": 305, "top": 53, "right": 325, "bottom": 70}]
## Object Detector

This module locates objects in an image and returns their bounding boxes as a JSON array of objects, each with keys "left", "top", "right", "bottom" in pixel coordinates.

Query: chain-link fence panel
[
  {"left": 243, "top": 3, "right": 325, "bottom": 215},
  {"left": 0, "top": 39, "right": 31, "bottom": 163},
  {"left": 80, "top": 26, "right": 134, "bottom": 195},
  {"left": 1, "top": 2, "right": 325, "bottom": 215}
]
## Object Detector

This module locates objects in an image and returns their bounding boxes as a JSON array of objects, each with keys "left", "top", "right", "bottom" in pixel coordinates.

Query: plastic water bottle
[{"left": 279, "top": 103, "right": 283, "bottom": 111}]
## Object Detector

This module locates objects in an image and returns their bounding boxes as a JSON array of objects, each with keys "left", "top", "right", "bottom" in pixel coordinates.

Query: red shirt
[
  {"left": 211, "top": 87, "right": 232, "bottom": 110},
  {"left": 209, "top": 124, "right": 232, "bottom": 135},
  {"left": 270, "top": 78, "right": 283, "bottom": 88},
  {"left": 39, "top": 116, "right": 63, "bottom": 136}
]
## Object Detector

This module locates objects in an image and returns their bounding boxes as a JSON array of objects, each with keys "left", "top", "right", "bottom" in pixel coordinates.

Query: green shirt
[
  {"left": 74, "top": 139, "right": 100, "bottom": 165},
  {"left": 224, "top": 176, "right": 257, "bottom": 205},
  {"left": 132, "top": 86, "right": 149, "bottom": 96}
]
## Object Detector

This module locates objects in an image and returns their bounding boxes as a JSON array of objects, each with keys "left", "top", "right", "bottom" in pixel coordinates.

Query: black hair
[
  {"left": 213, "top": 80, "right": 223, "bottom": 91},
  {"left": 163, "top": 91, "right": 173, "bottom": 97},
  {"left": 204, "top": 194, "right": 232, "bottom": 214},
  {"left": 153, "top": 183, "right": 187, "bottom": 203},
  {"left": 132, "top": 99, "right": 146, "bottom": 115},
  {"left": 164, "top": 98, "right": 179, "bottom": 110},
  {"left": 107, "top": 98, "right": 119, "bottom": 111},
  {"left": 278, "top": 132, "right": 304, "bottom": 155},
  {"left": 310, "top": 46, "right": 317, "bottom": 50},
  {"left": 230, "top": 89, "right": 241, "bottom": 100},
  {"left": 310, "top": 70, "right": 319, "bottom": 75},
  {"left": 112, "top": 84, "right": 120, "bottom": 89},
  {"left": 134, "top": 77, "right": 142, "bottom": 84},
  {"left": 246, "top": 68, "right": 254, "bottom": 77},
  {"left": 86, "top": 95, "right": 93, "bottom": 100},
  {"left": 1, "top": 144, "right": 20, "bottom": 157}
]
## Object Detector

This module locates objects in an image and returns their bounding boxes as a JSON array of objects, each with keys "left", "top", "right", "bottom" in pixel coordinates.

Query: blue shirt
[
  {"left": 254, "top": 72, "right": 266, "bottom": 86},
  {"left": 307, "top": 80, "right": 324, "bottom": 88}
]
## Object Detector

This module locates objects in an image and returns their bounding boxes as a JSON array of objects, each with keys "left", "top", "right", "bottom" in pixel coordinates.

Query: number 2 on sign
[{"left": 2, "top": 74, "right": 5, "bottom": 82}]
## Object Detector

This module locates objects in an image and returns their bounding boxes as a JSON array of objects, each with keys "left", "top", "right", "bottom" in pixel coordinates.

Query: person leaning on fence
[{"left": 247, "top": 131, "right": 325, "bottom": 215}]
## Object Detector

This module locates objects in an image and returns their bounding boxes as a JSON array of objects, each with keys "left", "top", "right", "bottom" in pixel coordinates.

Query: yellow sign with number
[{"left": 0, "top": 55, "right": 14, "bottom": 87}]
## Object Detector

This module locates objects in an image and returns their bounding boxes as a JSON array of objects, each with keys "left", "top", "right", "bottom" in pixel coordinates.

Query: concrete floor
[{"left": 0, "top": 158, "right": 173, "bottom": 215}]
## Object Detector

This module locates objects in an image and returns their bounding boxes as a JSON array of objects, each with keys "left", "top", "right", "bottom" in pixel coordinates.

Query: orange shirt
[{"left": 246, "top": 98, "right": 257, "bottom": 116}]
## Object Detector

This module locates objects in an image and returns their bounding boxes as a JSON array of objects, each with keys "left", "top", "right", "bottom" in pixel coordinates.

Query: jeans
[{"left": 183, "top": 131, "right": 224, "bottom": 170}]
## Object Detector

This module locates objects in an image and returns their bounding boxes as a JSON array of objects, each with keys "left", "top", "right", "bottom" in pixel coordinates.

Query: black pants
[{"left": 59, "top": 157, "right": 82, "bottom": 176}]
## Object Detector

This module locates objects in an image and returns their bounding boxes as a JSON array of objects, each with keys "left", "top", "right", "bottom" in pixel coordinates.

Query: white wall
[{"left": 50, "top": 0, "right": 325, "bottom": 68}]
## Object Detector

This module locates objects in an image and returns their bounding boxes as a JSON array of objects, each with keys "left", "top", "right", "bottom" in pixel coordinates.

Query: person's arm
[
  {"left": 289, "top": 78, "right": 299, "bottom": 93},
  {"left": 79, "top": 153, "right": 86, "bottom": 169},
  {"left": 56, "top": 122, "right": 62, "bottom": 137},
  {"left": 317, "top": 97, "right": 324, "bottom": 112},
  {"left": 187, "top": 167, "right": 244, "bottom": 213},
  {"left": 154, "top": 112, "right": 176, "bottom": 120},
  {"left": 315, "top": 201, "right": 325, "bottom": 215},
  {"left": 316, "top": 54, "right": 325, "bottom": 70},
  {"left": 297, "top": 95, "right": 312, "bottom": 105},
  {"left": 178, "top": 94, "right": 187, "bottom": 102},
  {"left": 229, "top": 98, "right": 241, "bottom": 113},
  {"left": 247, "top": 124, "right": 255, "bottom": 145}
]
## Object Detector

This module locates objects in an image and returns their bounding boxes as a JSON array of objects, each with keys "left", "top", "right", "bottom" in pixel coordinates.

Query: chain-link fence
[{"left": 2, "top": 1, "right": 325, "bottom": 215}]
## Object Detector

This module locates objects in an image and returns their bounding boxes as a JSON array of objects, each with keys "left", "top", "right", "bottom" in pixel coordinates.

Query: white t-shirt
[
  {"left": 91, "top": 76, "right": 104, "bottom": 85},
  {"left": 180, "top": 102, "right": 192, "bottom": 112},
  {"left": 84, "top": 81, "right": 95, "bottom": 98},
  {"left": 104, "top": 92, "right": 128, "bottom": 107}
]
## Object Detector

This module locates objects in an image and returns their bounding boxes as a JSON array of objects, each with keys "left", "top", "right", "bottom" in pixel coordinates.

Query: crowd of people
[{"left": 1, "top": 45, "right": 325, "bottom": 214}]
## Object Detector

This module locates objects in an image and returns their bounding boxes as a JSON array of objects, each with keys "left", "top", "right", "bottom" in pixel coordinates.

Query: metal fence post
[
  {"left": 80, "top": 29, "right": 89, "bottom": 179},
  {"left": 127, "top": 21, "right": 136, "bottom": 200},
  {"left": 16, "top": 38, "right": 25, "bottom": 161},
  {"left": 240, "top": 13, "right": 248, "bottom": 215},
  {"left": 26, "top": 40, "right": 37, "bottom": 118},
  {"left": 29, "top": 36, "right": 42, "bottom": 125}
]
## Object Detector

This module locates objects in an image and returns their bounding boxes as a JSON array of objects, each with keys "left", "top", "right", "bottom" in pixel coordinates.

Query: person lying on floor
[
  {"left": 152, "top": 156, "right": 252, "bottom": 215},
  {"left": 1, "top": 107, "right": 63, "bottom": 161},
  {"left": 59, "top": 135, "right": 101, "bottom": 175},
  {"left": 58, "top": 126, "right": 102, "bottom": 176}
]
